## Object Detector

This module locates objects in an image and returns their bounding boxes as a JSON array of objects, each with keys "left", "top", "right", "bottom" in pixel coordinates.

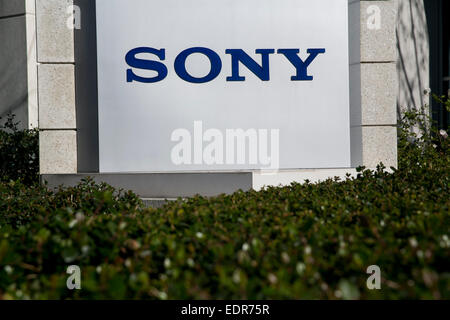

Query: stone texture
[
  {"left": 36, "top": 0, "right": 74, "bottom": 62},
  {"left": 360, "top": 62, "right": 398, "bottom": 125},
  {"left": 360, "top": 0, "right": 397, "bottom": 62},
  {"left": 39, "top": 130, "right": 77, "bottom": 174},
  {"left": 362, "top": 126, "right": 397, "bottom": 168},
  {"left": 349, "top": 1, "right": 398, "bottom": 170},
  {"left": 38, "top": 64, "right": 76, "bottom": 129}
]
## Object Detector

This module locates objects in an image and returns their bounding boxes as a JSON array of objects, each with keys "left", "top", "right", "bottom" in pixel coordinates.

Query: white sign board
[{"left": 96, "top": 0, "right": 350, "bottom": 172}]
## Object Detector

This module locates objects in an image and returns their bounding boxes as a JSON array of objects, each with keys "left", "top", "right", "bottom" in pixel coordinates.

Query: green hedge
[
  {"left": 0, "top": 110, "right": 449, "bottom": 299},
  {"left": 0, "top": 114, "right": 38, "bottom": 186}
]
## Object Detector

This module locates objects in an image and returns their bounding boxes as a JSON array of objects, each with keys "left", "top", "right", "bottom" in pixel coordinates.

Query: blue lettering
[
  {"left": 226, "top": 49, "right": 275, "bottom": 81},
  {"left": 174, "top": 47, "right": 222, "bottom": 83},
  {"left": 125, "top": 47, "right": 168, "bottom": 83},
  {"left": 277, "top": 48, "right": 326, "bottom": 81},
  {"left": 125, "top": 47, "right": 326, "bottom": 83}
]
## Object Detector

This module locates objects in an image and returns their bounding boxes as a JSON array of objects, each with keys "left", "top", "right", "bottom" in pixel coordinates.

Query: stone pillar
[
  {"left": 350, "top": 0, "right": 398, "bottom": 168},
  {"left": 36, "top": 0, "right": 77, "bottom": 174}
]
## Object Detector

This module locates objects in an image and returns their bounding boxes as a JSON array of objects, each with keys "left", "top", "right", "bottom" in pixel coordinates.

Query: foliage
[
  {"left": 0, "top": 114, "right": 39, "bottom": 185},
  {"left": 0, "top": 106, "right": 449, "bottom": 299}
]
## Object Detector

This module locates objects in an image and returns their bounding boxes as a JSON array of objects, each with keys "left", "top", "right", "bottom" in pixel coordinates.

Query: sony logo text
[{"left": 125, "top": 47, "right": 326, "bottom": 83}]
